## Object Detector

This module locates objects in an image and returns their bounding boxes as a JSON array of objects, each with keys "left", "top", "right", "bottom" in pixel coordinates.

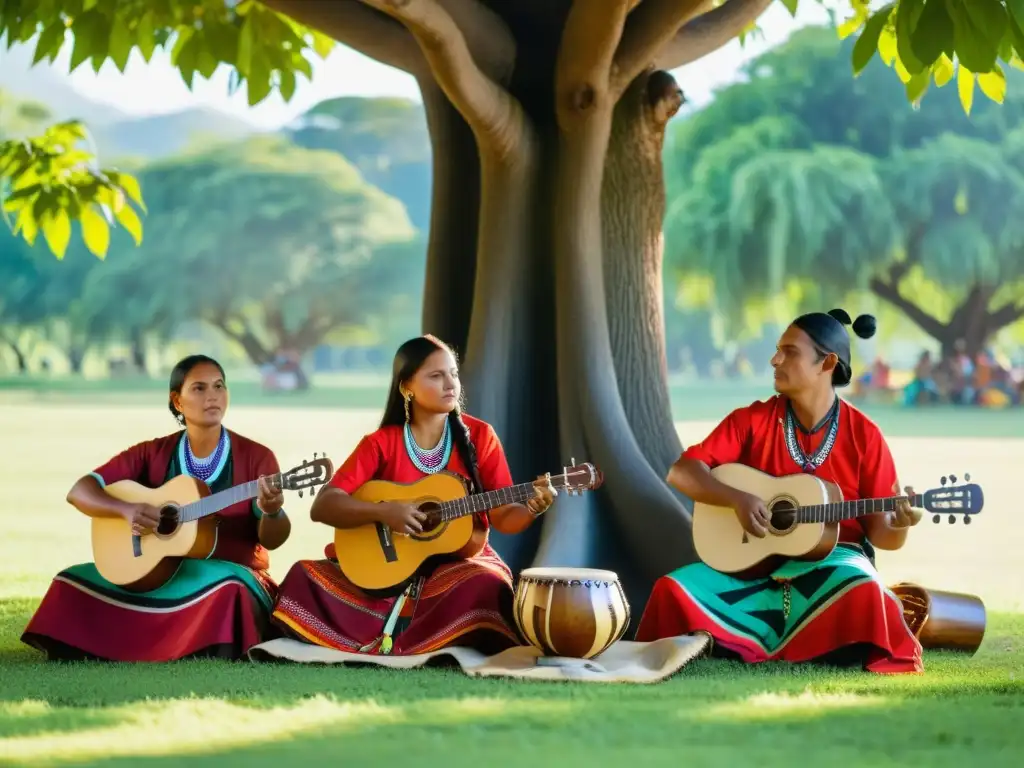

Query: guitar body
[
  {"left": 333, "top": 472, "right": 486, "bottom": 593},
  {"left": 91, "top": 475, "right": 219, "bottom": 592},
  {"left": 692, "top": 463, "right": 843, "bottom": 580}
]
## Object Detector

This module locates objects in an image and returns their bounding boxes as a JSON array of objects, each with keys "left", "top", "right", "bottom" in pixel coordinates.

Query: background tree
[
  {"left": 667, "top": 26, "right": 1024, "bottom": 358},
  {"left": 6, "top": 1, "right": 1024, "bottom": 606},
  {"left": 73, "top": 136, "right": 419, "bottom": 383}
]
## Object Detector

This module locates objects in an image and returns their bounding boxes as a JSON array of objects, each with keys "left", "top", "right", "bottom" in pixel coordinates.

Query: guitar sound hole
[
  {"left": 156, "top": 505, "right": 180, "bottom": 536},
  {"left": 417, "top": 502, "right": 443, "bottom": 534},
  {"left": 769, "top": 500, "right": 797, "bottom": 532}
]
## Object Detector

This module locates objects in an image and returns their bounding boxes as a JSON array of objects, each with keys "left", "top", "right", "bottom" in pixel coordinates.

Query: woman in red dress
[
  {"left": 636, "top": 309, "right": 925, "bottom": 673},
  {"left": 271, "top": 335, "right": 554, "bottom": 655},
  {"left": 22, "top": 355, "right": 292, "bottom": 661}
]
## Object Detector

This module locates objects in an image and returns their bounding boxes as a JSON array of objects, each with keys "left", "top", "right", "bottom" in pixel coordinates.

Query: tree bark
[
  {"left": 419, "top": 80, "right": 481, "bottom": 354},
  {"left": 602, "top": 71, "right": 684, "bottom": 476},
  {"left": 2, "top": 335, "right": 28, "bottom": 373}
]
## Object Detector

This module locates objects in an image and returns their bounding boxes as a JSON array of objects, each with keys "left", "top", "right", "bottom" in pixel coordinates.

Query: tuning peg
[
  {"left": 932, "top": 514, "right": 940, "bottom": 523},
  {"left": 965, "top": 473, "right": 970, "bottom": 481},
  {"left": 948, "top": 514, "right": 956, "bottom": 524},
  {"left": 298, "top": 490, "right": 304, "bottom": 498},
  {"left": 949, "top": 474, "right": 957, "bottom": 484},
  {"left": 940, "top": 476, "right": 947, "bottom": 485},
  {"left": 964, "top": 515, "right": 972, "bottom": 525}
]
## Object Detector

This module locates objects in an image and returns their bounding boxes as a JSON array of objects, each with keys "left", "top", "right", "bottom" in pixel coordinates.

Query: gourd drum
[
  {"left": 890, "top": 582, "right": 987, "bottom": 655},
  {"left": 513, "top": 567, "right": 631, "bottom": 659}
]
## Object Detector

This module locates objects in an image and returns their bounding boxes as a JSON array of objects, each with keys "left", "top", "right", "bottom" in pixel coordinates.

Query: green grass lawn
[{"left": 0, "top": 398, "right": 1021, "bottom": 766}]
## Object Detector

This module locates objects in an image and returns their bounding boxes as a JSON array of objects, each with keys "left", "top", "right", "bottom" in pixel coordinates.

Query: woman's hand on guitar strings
[
  {"left": 527, "top": 475, "right": 557, "bottom": 516},
  {"left": 890, "top": 485, "right": 923, "bottom": 529},
  {"left": 380, "top": 502, "right": 428, "bottom": 536},
  {"left": 256, "top": 475, "right": 285, "bottom": 517},
  {"left": 126, "top": 503, "right": 160, "bottom": 537}
]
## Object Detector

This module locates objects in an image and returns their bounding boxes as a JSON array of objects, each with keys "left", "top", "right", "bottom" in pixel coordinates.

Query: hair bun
[
  {"left": 827, "top": 308, "right": 852, "bottom": 325},
  {"left": 852, "top": 313, "right": 877, "bottom": 340}
]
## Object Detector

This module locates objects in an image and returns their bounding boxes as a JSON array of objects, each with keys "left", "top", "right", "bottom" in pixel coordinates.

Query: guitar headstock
[
  {"left": 922, "top": 472, "right": 984, "bottom": 525},
  {"left": 278, "top": 453, "right": 335, "bottom": 498},
  {"left": 546, "top": 458, "right": 604, "bottom": 496}
]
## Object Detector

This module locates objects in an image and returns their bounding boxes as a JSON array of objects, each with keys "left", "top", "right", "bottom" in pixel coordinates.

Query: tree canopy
[
  {"left": 5, "top": 0, "right": 1024, "bottom": 260},
  {"left": 666, "top": 24, "right": 1024, "bottom": 354}
]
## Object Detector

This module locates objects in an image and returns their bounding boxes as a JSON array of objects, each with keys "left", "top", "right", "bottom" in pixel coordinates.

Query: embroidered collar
[{"left": 783, "top": 396, "right": 840, "bottom": 473}]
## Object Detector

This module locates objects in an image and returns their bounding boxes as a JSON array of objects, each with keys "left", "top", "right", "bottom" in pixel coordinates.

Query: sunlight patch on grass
[
  {"left": 0, "top": 694, "right": 575, "bottom": 765},
  {"left": 1, "top": 695, "right": 401, "bottom": 764},
  {"left": 697, "top": 688, "right": 889, "bottom": 722}
]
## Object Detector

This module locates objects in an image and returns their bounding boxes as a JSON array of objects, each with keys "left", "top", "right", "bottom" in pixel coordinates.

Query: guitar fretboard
[
  {"left": 437, "top": 482, "right": 548, "bottom": 521},
  {"left": 795, "top": 493, "right": 924, "bottom": 523},
  {"left": 178, "top": 477, "right": 277, "bottom": 523}
]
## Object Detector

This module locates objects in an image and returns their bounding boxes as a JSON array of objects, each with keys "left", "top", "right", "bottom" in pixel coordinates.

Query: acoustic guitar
[
  {"left": 692, "top": 463, "right": 984, "bottom": 579},
  {"left": 333, "top": 460, "right": 603, "bottom": 592},
  {"left": 92, "top": 454, "right": 334, "bottom": 591}
]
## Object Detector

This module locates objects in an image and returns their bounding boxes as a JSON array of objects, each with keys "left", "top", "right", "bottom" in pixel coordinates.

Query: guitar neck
[
  {"left": 437, "top": 482, "right": 539, "bottom": 521},
  {"left": 796, "top": 493, "right": 924, "bottom": 524},
  {"left": 179, "top": 477, "right": 271, "bottom": 523}
]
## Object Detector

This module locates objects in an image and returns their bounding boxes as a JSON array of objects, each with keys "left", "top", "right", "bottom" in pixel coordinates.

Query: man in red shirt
[{"left": 635, "top": 309, "right": 925, "bottom": 673}]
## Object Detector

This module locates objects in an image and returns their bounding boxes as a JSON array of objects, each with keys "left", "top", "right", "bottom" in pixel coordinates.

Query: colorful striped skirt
[
  {"left": 21, "top": 560, "right": 278, "bottom": 662},
  {"left": 271, "top": 544, "right": 521, "bottom": 656},
  {"left": 635, "top": 545, "right": 923, "bottom": 673}
]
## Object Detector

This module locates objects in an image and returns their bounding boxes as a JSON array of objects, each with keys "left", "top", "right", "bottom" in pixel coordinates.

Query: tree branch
[
  {"left": 654, "top": 0, "right": 773, "bottom": 70},
  {"left": 260, "top": 0, "right": 426, "bottom": 76},
  {"left": 988, "top": 300, "right": 1024, "bottom": 330},
  {"left": 868, "top": 276, "right": 948, "bottom": 341},
  {"left": 613, "top": 0, "right": 711, "bottom": 97},
  {"left": 358, "top": 0, "right": 524, "bottom": 157},
  {"left": 555, "top": 0, "right": 632, "bottom": 125}
]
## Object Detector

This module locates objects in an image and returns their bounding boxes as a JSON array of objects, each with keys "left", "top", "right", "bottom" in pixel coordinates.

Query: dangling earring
[{"left": 403, "top": 391, "right": 412, "bottom": 423}]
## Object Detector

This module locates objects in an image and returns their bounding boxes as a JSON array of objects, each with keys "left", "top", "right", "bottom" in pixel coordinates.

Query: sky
[{"left": 2, "top": 1, "right": 837, "bottom": 129}]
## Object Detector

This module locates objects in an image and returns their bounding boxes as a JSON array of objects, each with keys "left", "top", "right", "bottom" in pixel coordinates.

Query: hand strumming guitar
[
  {"left": 527, "top": 475, "right": 558, "bottom": 516},
  {"left": 125, "top": 503, "right": 161, "bottom": 536},
  {"left": 729, "top": 490, "right": 771, "bottom": 538},
  {"left": 379, "top": 502, "right": 428, "bottom": 535}
]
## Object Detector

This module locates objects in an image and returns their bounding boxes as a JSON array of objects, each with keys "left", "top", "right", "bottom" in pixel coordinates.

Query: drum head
[{"left": 519, "top": 566, "right": 618, "bottom": 582}]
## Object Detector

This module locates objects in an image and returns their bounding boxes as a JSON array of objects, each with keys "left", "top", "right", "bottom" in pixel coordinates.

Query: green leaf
[
  {"left": 978, "top": 63, "right": 1007, "bottom": 103},
  {"left": 895, "top": 0, "right": 926, "bottom": 74},
  {"left": 32, "top": 21, "right": 66, "bottom": 66},
  {"left": 237, "top": 16, "right": 254, "bottom": 77},
  {"left": 196, "top": 49, "right": 219, "bottom": 80},
  {"left": 247, "top": 62, "right": 272, "bottom": 106},
  {"left": 780, "top": 0, "right": 798, "bottom": 15},
  {"left": 852, "top": 4, "right": 894, "bottom": 74},
  {"left": 109, "top": 16, "right": 132, "bottom": 72},
  {"left": 906, "top": 69, "right": 931, "bottom": 103},
  {"left": 957, "top": 64, "right": 976, "bottom": 114},
  {"left": 310, "top": 30, "right": 334, "bottom": 59},
  {"left": 115, "top": 204, "right": 143, "bottom": 245},
  {"left": 948, "top": 0, "right": 999, "bottom": 73},
  {"left": 279, "top": 67, "right": 296, "bottom": 102},
  {"left": 934, "top": 53, "right": 955, "bottom": 86},
  {"left": 80, "top": 204, "right": 110, "bottom": 258},
  {"left": 909, "top": 0, "right": 954, "bottom": 68},
  {"left": 109, "top": 172, "right": 146, "bottom": 213},
  {"left": 41, "top": 208, "right": 72, "bottom": 259},
  {"left": 963, "top": 0, "right": 1009, "bottom": 44},
  {"left": 136, "top": 12, "right": 156, "bottom": 62}
]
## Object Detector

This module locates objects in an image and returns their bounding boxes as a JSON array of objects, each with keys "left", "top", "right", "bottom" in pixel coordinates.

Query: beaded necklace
[
  {"left": 783, "top": 396, "right": 840, "bottom": 473},
  {"left": 403, "top": 419, "right": 452, "bottom": 474},
  {"left": 183, "top": 428, "right": 227, "bottom": 482}
]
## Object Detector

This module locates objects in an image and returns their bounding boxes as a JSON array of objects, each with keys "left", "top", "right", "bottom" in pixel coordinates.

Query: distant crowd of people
[{"left": 856, "top": 342, "right": 1023, "bottom": 407}]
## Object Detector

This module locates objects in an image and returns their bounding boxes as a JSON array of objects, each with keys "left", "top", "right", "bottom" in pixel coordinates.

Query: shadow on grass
[{"left": 1, "top": 598, "right": 1020, "bottom": 767}]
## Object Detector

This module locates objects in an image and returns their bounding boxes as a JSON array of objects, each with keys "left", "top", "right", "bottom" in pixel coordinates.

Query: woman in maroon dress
[
  {"left": 271, "top": 335, "right": 554, "bottom": 655},
  {"left": 22, "top": 355, "right": 293, "bottom": 661}
]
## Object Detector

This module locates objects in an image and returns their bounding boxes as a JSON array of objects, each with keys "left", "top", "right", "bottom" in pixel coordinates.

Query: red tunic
[
  {"left": 681, "top": 395, "right": 901, "bottom": 543},
  {"left": 323, "top": 414, "right": 513, "bottom": 558},
  {"left": 91, "top": 429, "right": 279, "bottom": 571}
]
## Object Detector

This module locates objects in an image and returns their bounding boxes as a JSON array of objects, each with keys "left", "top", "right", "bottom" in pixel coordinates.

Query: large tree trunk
[{"left": 602, "top": 71, "right": 685, "bottom": 477}]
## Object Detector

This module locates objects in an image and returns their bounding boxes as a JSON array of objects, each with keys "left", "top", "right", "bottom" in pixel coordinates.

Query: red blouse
[
  {"left": 90, "top": 429, "right": 279, "bottom": 571},
  {"left": 682, "top": 395, "right": 901, "bottom": 543},
  {"left": 323, "top": 414, "right": 514, "bottom": 558}
]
